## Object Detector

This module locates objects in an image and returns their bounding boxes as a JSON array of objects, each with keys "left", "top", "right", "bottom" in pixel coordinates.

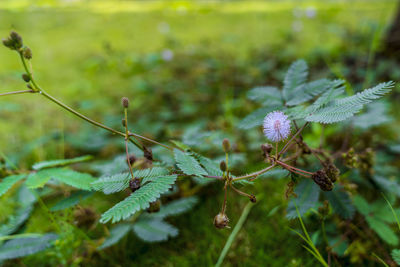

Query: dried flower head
[
  {"left": 263, "top": 111, "right": 291, "bottom": 142},
  {"left": 121, "top": 97, "right": 129, "bottom": 108}
]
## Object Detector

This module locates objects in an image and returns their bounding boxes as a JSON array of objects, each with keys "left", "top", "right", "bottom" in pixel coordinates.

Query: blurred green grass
[{"left": 0, "top": 1, "right": 398, "bottom": 266}]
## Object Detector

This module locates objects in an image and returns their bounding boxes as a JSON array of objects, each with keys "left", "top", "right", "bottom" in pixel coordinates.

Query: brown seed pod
[
  {"left": 222, "top": 138, "right": 231, "bottom": 153},
  {"left": 312, "top": 170, "right": 333, "bottom": 191},
  {"left": 219, "top": 161, "right": 227, "bottom": 172},
  {"left": 213, "top": 213, "right": 229, "bottom": 229},
  {"left": 22, "top": 73, "right": 30, "bottom": 82}
]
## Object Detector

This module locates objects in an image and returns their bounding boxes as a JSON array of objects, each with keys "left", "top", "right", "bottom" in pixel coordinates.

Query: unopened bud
[
  {"left": 261, "top": 143, "right": 273, "bottom": 157},
  {"left": 2, "top": 38, "right": 14, "bottom": 49},
  {"left": 219, "top": 161, "right": 227, "bottom": 172},
  {"left": 23, "top": 47, "right": 32, "bottom": 59},
  {"left": 213, "top": 213, "right": 229, "bottom": 229},
  {"left": 22, "top": 73, "right": 30, "bottom": 82},
  {"left": 324, "top": 161, "right": 340, "bottom": 183},
  {"left": 129, "top": 178, "right": 141, "bottom": 193},
  {"left": 10, "top": 31, "right": 23, "bottom": 49},
  {"left": 249, "top": 194, "right": 257, "bottom": 203},
  {"left": 147, "top": 200, "right": 161, "bottom": 213},
  {"left": 222, "top": 138, "right": 230, "bottom": 153},
  {"left": 121, "top": 97, "right": 129, "bottom": 108}
]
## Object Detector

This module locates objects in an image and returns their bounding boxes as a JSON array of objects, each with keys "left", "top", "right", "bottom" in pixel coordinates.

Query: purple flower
[{"left": 263, "top": 111, "right": 291, "bottom": 142}]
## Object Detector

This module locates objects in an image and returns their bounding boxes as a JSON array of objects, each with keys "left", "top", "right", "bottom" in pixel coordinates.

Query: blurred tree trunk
[{"left": 383, "top": 1, "right": 400, "bottom": 58}]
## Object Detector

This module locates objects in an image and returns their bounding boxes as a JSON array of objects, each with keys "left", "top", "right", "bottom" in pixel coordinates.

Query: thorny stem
[{"left": 124, "top": 108, "right": 135, "bottom": 180}]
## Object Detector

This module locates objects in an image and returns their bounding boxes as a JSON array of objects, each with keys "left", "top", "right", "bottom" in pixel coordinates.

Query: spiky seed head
[
  {"left": 121, "top": 97, "right": 129, "bottom": 108},
  {"left": 22, "top": 74, "right": 30, "bottom": 82},
  {"left": 263, "top": 111, "right": 291, "bottom": 142},
  {"left": 219, "top": 161, "right": 227, "bottom": 172},
  {"left": 23, "top": 47, "right": 32, "bottom": 59},
  {"left": 222, "top": 138, "right": 231, "bottom": 153},
  {"left": 249, "top": 194, "right": 257, "bottom": 203},
  {"left": 213, "top": 213, "right": 229, "bottom": 229},
  {"left": 312, "top": 170, "right": 333, "bottom": 191}
]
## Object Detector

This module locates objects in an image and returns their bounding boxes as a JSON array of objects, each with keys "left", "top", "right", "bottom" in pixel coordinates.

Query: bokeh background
[{"left": 0, "top": 0, "right": 399, "bottom": 266}]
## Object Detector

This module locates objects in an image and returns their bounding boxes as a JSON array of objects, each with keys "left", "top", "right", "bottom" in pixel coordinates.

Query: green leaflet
[
  {"left": 100, "top": 175, "right": 177, "bottom": 224},
  {"left": 246, "top": 86, "right": 282, "bottom": 106},
  {"left": 32, "top": 155, "right": 93, "bottom": 170},
  {"left": 98, "top": 224, "right": 132, "bottom": 250},
  {"left": 0, "top": 174, "right": 26, "bottom": 197},
  {"left": 26, "top": 168, "right": 96, "bottom": 190},
  {"left": 0, "top": 233, "right": 58, "bottom": 260},
  {"left": 174, "top": 149, "right": 207, "bottom": 176},
  {"left": 50, "top": 191, "right": 93, "bottom": 211},
  {"left": 91, "top": 172, "right": 130, "bottom": 194},
  {"left": 286, "top": 179, "right": 319, "bottom": 219},
  {"left": 324, "top": 186, "right": 355, "bottom": 220},
  {"left": 282, "top": 59, "right": 308, "bottom": 102},
  {"left": 132, "top": 219, "right": 178, "bottom": 243},
  {"left": 392, "top": 249, "right": 400, "bottom": 265}
]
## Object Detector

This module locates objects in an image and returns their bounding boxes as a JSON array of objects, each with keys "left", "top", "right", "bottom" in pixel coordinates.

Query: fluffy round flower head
[{"left": 263, "top": 111, "right": 291, "bottom": 142}]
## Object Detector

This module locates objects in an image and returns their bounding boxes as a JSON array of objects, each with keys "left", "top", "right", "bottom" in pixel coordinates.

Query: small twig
[
  {"left": 279, "top": 122, "right": 309, "bottom": 156},
  {"left": 0, "top": 89, "right": 34, "bottom": 97}
]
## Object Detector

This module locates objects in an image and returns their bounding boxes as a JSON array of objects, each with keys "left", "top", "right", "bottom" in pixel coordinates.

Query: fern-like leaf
[
  {"left": 32, "top": 155, "right": 93, "bottom": 170},
  {"left": 323, "top": 186, "right": 355, "bottom": 219},
  {"left": 91, "top": 172, "right": 130, "bottom": 194},
  {"left": 392, "top": 249, "right": 400, "bottom": 265},
  {"left": 282, "top": 60, "right": 308, "bottom": 102},
  {"left": 132, "top": 219, "right": 178, "bottom": 243},
  {"left": 174, "top": 149, "right": 207, "bottom": 176},
  {"left": 100, "top": 175, "right": 177, "bottom": 223},
  {"left": 0, "top": 233, "right": 58, "bottom": 260},
  {"left": 247, "top": 86, "right": 282, "bottom": 106},
  {"left": 286, "top": 79, "right": 331, "bottom": 106},
  {"left": 98, "top": 224, "right": 132, "bottom": 250},
  {"left": 0, "top": 174, "right": 26, "bottom": 197},
  {"left": 50, "top": 191, "right": 93, "bottom": 211},
  {"left": 286, "top": 179, "right": 319, "bottom": 219}
]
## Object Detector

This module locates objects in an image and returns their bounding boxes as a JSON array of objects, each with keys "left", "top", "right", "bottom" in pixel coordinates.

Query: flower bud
[
  {"left": 10, "top": 31, "right": 23, "bottom": 48},
  {"left": 22, "top": 73, "right": 30, "bottom": 82},
  {"left": 147, "top": 200, "right": 161, "bottom": 213},
  {"left": 222, "top": 138, "right": 230, "bottom": 153},
  {"left": 219, "top": 161, "right": 227, "bottom": 172},
  {"left": 129, "top": 178, "right": 141, "bottom": 193},
  {"left": 121, "top": 97, "right": 129, "bottom": 108},
  {"left": 2, "top": 38, "right": 14, "bottom": 49},
  {"left": 213, "top": 213, "right": 229, "bottom": 229},
  {"left": 312, "top": 170, "right": 333, "bottom": 191},
  {"left": 23, "top": 47, "right": 32, "bottom": 59},
  {"left": 261, "top": 143, "right": 273, "bottom": 157},
  {"left": 249, "top": 194, "right": 257, "bottom": 203}
]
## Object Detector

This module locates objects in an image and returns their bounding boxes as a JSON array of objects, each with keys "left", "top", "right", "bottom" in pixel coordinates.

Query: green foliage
[
  {"left": 91, "top": 172, "right": 130, "bottom": 194},
  {"left": 354, "top": 195, "right": 400, "bottom": 245},
  {"left": 100, "top": 175, "right": 177, "bottom": 223},
  {"left": 282, "top": 60, "right": 308, "bottom": 102},
  {"left": 286, "top": 179, "right": 319, "bottom": 219},
  {"left": 174, "top": 149, "right": 207, "bottom": 177},
  {"left": 32, "top": 155, "right": 93, "bottom": 170},
  {"left": 132, "top": 219, "right": 178, "bottom": 243},
  {"left": 0, "top": 234, "right": 58, "bottom": 260},
  {"left": 50, "top": 191, "right": 93, "bottom": 212},
  {"left": 0, "top": 174, "right": 26, "bottom": 197},
  {"left": 144, "top": 196, "right": 198, "bottom": 220},
  {"left": 392, "top": 249, "right": 400, "bottom": 265},
  {"left": 98, "top": 224, "right": 131, "bottom": 250},
  {"left": 323, "top": 186, "right": 355, "bottom": 220}
]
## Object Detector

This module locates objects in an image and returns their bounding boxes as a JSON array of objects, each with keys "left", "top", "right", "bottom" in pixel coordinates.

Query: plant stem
[
  {"left": 232, "top": 164, "right": 276, "bottom": 181},
  {"left": 279, "top": 122, "right": 309, "bottom": 156},
  {"left": 124, "top": 108, "right": 135, "bottom": 180},
  {"left": 0, "top": 89, "right": 34, "bottom": 97}
]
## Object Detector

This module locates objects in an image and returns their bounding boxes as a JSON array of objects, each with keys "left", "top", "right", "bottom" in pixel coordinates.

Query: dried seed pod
[
  {"left": 147, "top": 200, "right": 161, "bottom": 213},
  {"left": 121, "top": 97, "right": 129, "bottom": 108},
  {"left": 324, "top": 161, "right": 340, "bottom": 183},
  {"left": 219, "top": 161, "right": 227, "bottom": 172},
  {"left": 312, "top": 170, "right": 333, "bottom": 191},
  {"left": 129, "top": 178, "right": 141, "bottom": 193},
  {"left": 213, "top": 213, "right": 229, "bottom": 229},
  {"left": 222, "top": 138, "right": 231, "bottom": 153}
]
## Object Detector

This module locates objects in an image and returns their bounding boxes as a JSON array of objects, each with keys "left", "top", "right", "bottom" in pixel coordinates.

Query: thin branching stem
[
  {"left": 0, "top": 89, "right": 34, "bottom": 97},
  {"left": 279, "top": 122, "right": 309, "bottom": 156},
  {"left": 124, "top": 108, "right": 135, "bottom": 180}
]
